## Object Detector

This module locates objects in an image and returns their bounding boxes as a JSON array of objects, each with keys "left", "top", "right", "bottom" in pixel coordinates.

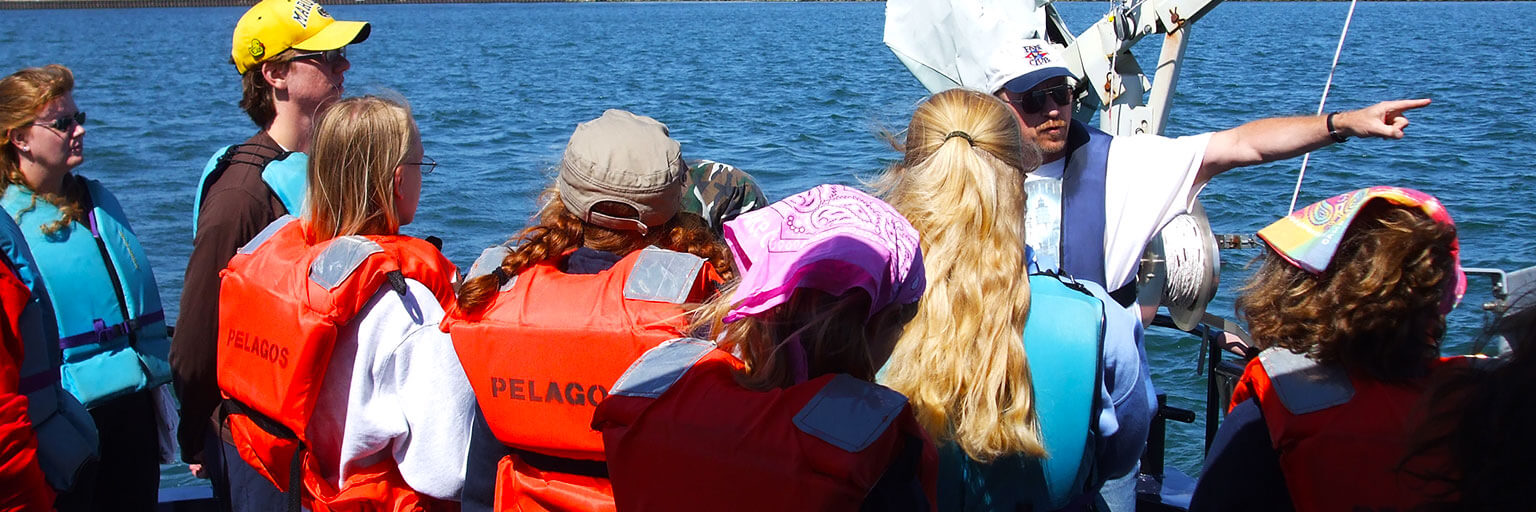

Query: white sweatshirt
[{"left": 305, "top": 278, "right": 475, "bottom": 501}]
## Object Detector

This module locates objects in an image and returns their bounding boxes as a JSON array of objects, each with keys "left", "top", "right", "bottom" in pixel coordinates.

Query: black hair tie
[
  {"left": 491, "top": 267, "right": 511, "bottom": 286},
  {"left": 944, "top": 130, "right": 975, "bottom": 145}
]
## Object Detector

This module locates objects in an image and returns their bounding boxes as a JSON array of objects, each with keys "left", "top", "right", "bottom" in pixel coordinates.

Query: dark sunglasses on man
[
  {"left": 291, "top": 48, "right": 347, "bottom": 66},
  {"left": 33, "top": 111, "right": 86, "bottom": 133},
  {"left": 1011, "top": 83, "right": 1076, "bottom": 115}
]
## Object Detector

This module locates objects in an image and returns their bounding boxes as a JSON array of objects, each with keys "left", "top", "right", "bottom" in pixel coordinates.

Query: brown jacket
[{"left": 169, "top": 132, "right": 291, "bottom": 463}]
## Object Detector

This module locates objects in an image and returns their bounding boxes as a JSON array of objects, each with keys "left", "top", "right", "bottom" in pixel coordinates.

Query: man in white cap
[
  {"left": 983, "top": 38, "right": 1430, "bottom": 510},
  {"left": 170, "top": 0, "right": 369, "bottom": 508}
]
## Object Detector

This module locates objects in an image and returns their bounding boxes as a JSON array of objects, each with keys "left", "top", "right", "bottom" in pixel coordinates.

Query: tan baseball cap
[
  {"left": 231, "top": 0, "right": 370, "bottom": 74},
  {"left": 557, "top": 110, "right": 685, "bottom": 234}
]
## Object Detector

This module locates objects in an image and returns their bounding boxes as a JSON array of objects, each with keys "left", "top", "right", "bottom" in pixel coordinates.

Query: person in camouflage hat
[{"left": 681, "top": 159, "right": 768, "bottom": 233}]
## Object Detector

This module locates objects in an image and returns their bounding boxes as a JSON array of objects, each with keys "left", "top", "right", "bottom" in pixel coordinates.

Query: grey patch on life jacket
[
  {"left": 623, "top": 246, "right": 705, "bottom": 304},
  {"left": 467, "top": 246, "right": 516, "bottom": 292},
  {"left": 238, "top": 215, "right": 297, "bottom": 255},
  {"left": 794, "top": 374, "right": 908, "bottom": 452},
  {"left": 308, "top": 236, "right": 383, "bottom": 290},
  {"left": 1258, "top": 347, "right": 1355, "bottom": 415},
  {"left": 609, "top": 338, "right": 715, "bottom": 399}
]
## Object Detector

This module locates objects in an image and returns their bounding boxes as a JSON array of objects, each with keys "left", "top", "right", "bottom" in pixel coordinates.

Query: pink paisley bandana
[
  {"left": 722, "top": 184, "right": 925, "bottom": 323},
  {"left": 1257, "top": 186, "right": 1465, "bottom": 314}
]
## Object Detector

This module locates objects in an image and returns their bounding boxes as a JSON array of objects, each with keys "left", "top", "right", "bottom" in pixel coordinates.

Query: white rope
[
  {"left": 1162, "top": 215, "right": 1205, "bottom": 305},
  {"left": 1287, "top": 0, "right": 1359, "bottom": 214}
]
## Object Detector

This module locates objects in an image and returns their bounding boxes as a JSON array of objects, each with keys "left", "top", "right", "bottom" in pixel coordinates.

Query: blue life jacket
[
  {"left": 0, "top": 208, "right": 99, "bottom": 491},
  {"left": 2, "top": 179, "right": 171, "bottom": 408},
  {"left": 939, "top": 273, "right": 1105, "bottom": 511},
  {"left": 1060, "top": 120, "right": 1113, "bottom": 290},
  {"left": 192, "top": 143, "right": 307, "bottom": 235}
]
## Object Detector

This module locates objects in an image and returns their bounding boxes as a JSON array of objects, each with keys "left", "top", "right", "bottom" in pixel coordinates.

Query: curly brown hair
[
  {"left": 455, "top": 189, "right": 733, "bottom": 314},
  {"left": 1236, "top": 202, "right": 1457, "bottom": 382}
]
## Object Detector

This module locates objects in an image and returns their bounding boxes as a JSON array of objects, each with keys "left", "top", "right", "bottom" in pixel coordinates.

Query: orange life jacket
[
  {"left": 0, "top": 257, "right": 54, "bottom": 511},
  {"left": 593, "top": 339, "right": 938, "bottom": 511},
  {"left": 217, "top": 216, "right": 458, "bottom": 511},
  {"left": 1229, "top": 348, "right": 1468, "bottom": 512},
  {"left": 443, "top": 246, "right": 718, "bottom": 512}
]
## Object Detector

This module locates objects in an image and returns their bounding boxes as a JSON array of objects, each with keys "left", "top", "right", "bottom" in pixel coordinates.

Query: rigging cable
[{"left": 1287, "top": 0, "right": 1359, "bottom": 214}]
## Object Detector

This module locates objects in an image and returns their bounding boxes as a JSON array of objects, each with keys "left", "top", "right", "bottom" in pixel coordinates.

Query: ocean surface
[{"left": 2, "top": 0, "right": 1534, "bottom": 489}]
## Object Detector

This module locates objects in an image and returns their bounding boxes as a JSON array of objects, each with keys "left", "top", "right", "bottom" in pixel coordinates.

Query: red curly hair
[{"left": 456, "top": 189, "right": 733, "bottom": 314}]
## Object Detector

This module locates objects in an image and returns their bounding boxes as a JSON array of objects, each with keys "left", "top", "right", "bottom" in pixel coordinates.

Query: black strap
[
  {"left": 386, "top": 270, "right": 409, "bottom": 296},
  {"left": 509, "top": 447, "right": 609, "bottom": 479},
  {"left": 198, "top": 143, "right": 290, "bottom": 213},
  {"left": 220, "top": 398, "right": 298, "bottom": 440},
  {"left": 1109, "top": 281, "right": 1138, "bottom": 309},
  {"left": 221, "top": 398, "right": 304, "bottom": 511}
]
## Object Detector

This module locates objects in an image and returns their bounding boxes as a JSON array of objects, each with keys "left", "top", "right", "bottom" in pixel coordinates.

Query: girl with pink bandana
[{"left": 594, "top": 184, "right": 938, "bottom": 511}]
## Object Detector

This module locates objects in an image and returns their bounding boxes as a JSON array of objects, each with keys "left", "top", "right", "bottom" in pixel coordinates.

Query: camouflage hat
[{"left": 681, "top": 159, "right": 768, "bottom": 233}]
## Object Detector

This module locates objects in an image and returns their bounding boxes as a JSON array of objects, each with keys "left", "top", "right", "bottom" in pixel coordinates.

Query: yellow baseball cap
[{"left": 231, "top": 0, "right": 371, "bottom": 74}]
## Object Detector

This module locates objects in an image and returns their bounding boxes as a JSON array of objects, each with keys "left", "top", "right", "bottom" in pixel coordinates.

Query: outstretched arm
[{"left": 1196, "top": 98, "right": 1432, "bottom": 184}]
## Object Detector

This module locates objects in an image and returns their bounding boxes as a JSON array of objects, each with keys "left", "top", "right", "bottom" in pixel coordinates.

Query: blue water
[{"left": 2, "top": 0, "right": 1534, "bottom": 486}]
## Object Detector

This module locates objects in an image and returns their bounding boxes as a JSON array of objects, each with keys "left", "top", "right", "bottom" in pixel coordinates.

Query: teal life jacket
[
  {"left": 192, "top": 143, "right": 307, "bottom": 234},
  {"left": 939, "top": 273, "right": 1105, "bottom": 511},
  {"left": 0, "top": 207, "right": 99, "bottom": 491},
  {"left": 2, "top": 179, "right": 171, "bottom": 408}
]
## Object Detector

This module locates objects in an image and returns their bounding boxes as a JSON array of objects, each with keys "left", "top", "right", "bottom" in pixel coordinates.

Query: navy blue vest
[{"left": 1060, "top": 120, "right": 1113, "bottom": 289}]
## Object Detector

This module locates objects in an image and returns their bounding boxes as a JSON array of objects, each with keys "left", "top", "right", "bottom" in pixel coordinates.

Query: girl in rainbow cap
[
  {"left": 594, "top": 184, "right": 939, "bottom": 511},
  {"left": 1192, "top": 186, "right": 1468, "bottom": 512}
]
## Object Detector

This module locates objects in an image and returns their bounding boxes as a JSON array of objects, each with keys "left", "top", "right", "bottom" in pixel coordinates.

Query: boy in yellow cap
[{"left": 169, "top": 0, "right": 368, "bottom": 509}]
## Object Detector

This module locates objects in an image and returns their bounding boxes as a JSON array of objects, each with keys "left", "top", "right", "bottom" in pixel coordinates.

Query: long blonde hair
[
  {"left": 0, "top": 64, "right": 86, "bottom": 236},
  {"left": 306, "top": 95, "right": 415, "bottom": 240},
  {"left": 872, "top": 88, "right": 1045, "bottom": 461}
]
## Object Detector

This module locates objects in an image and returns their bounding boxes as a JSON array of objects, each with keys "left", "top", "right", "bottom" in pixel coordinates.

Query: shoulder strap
[
  {"left": 793, "top": 374, "right": 909, "bottom": 452},
  {"left": 1060, "top": 120, "right": 1112, "bottom": 288},
  {"left": 622, "top": 246, "right": 706, "bottom": 304},
  {"left": 609, "top": 338, "right": 716, "bottom": 399},
  {"left": 1257, "top": 347, "right": 1355, "bottom": 415}
]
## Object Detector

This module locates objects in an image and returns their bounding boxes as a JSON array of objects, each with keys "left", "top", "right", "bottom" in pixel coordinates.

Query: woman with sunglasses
[
  {"left": 0, "top": 64, "right": 170, "bottom": 511},
  {"left": 216, "top": 95, "right": 472, "bottom": 510},
  {"left": 1190, "top": 187, "right": 1471, "bottom": 512}
]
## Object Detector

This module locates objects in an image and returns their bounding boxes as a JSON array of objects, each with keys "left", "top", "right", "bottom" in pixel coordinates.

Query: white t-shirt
[
  {"left": 1025, "top": 131, "right": 1212, "bottom": 291},
  {"left": 306, "top": 278, "right": 476, "bottom": 501}
]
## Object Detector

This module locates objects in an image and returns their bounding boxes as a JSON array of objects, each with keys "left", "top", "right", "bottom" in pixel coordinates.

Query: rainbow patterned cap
[
  {"left": 1258, "top": 186, "right": 1466, "bottom": 314},
  {"left": 721, "top": 184, "right": 925, "bottom": 323}
]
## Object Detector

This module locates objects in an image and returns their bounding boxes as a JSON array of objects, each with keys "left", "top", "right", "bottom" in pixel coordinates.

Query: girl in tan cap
[{"left": 444, "top": 109, "right": 730, "bottom": 512}]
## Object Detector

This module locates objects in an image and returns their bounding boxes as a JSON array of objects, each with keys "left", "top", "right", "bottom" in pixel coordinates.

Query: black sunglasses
[
  {"left": 33, "top": 111, "right": 86, "bottom": 133},
  {"left": 291, "top": 48, "right": 347, "bottom": 66},
  {"left": 1011, "top": 83, "right": 1075, "bottom": 115}
]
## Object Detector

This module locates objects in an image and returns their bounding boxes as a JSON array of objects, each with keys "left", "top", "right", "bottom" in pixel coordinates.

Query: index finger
[{"left": 1382, "top": 98, "right": 1432, "bottom": 113}]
